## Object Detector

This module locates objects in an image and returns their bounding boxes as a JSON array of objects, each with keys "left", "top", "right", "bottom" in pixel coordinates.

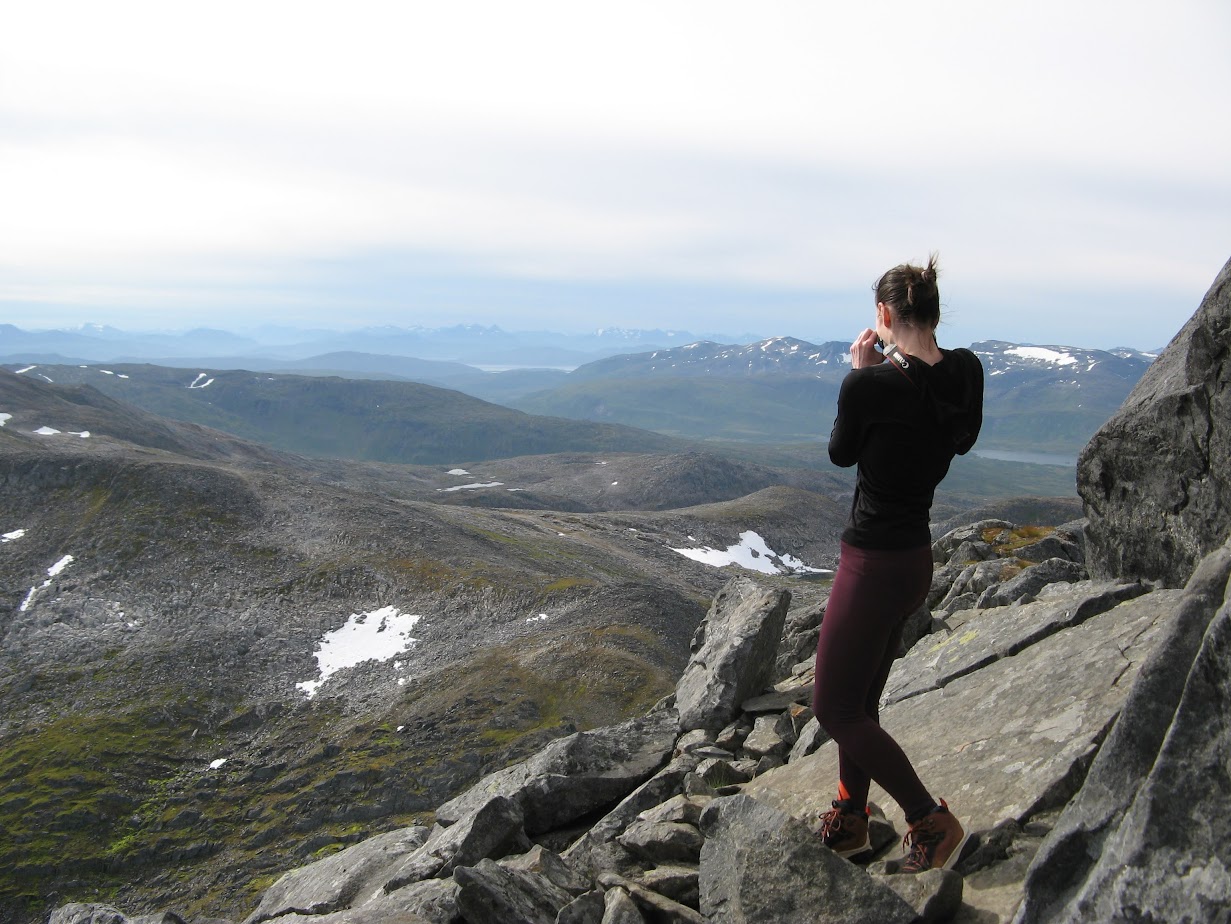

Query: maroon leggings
[{"left": 812, "top": 540, "right": 935, "bottom": 819}]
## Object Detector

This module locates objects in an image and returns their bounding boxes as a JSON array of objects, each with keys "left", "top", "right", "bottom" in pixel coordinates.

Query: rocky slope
[{"left": 51, "top": 509, "right": 1231, "bottom": 924}]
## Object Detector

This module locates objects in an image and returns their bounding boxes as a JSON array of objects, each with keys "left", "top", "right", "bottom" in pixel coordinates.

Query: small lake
[{"left": 971, "top": 449, "right": 1077, "bottom": 467}]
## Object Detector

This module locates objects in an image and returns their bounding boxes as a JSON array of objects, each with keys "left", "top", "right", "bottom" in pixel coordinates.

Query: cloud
[{"left": 1, "top": 1, "right": 1228, "bottom": 348}]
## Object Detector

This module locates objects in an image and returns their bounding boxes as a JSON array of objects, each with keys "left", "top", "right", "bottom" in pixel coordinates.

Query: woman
[{"left": 811, "top": 254, "right": 984, "bottom": 873}]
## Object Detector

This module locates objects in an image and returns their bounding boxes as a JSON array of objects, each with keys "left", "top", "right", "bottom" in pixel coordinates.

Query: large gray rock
[
  {"left": 697, "top": 794, "right": 917, "bottom": 924},
  {"left": 975, "top": 558, "right": 1088, "bottom": 609},
  {"left": 562, "top": 754, "right": 700, "bottom": 877},
  {"left": 434, "top": 707, "right": 678, "bottom": 835},
  {"left": 884, "top": 579, "right": 1151, "bottom": 705},
  {"left": 1013, "top": 539, "right": 1231, "bottom": 923},
  {"left": 377, "top": 795, "right": 527, "bottom": 894},
  {"left": 675, "top": 577, "right": 791, "bottom": 733},
  {"left": 1079, "top": 256, "right": 1231, "bottom": 587},
  {"left": 48, "top": 908, "right": 130, "bottom": 924},
  {"left": 242, "top": 826, "right": 430, "bottom": 923},
  {"left": 744, "top": 585, "right": 1183, "bottom": 920},
  {"left": 453, "top": 857, "right": 573, "bottom": 924},
  {"left": 49, "top": 908, "right": 182, "bottom": 924}
]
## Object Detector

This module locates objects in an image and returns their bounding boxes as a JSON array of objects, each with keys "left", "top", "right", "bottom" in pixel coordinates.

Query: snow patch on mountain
[
  {"left": 1004, "top": 346, "right": 1078, "bottom": 366},
  {"left": 298, "top": 606, "right": 423, "bottom": 698},
  {"left": 671, "top": 530, "right": 830, "bottom": 576},
  {"left": 20, "top": 554, "right": 75, "bottom": 612}
]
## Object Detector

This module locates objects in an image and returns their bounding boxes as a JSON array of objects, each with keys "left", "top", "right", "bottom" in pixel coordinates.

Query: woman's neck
[{"left": 888, "top": 328, "right": 943, "bottom": 364}]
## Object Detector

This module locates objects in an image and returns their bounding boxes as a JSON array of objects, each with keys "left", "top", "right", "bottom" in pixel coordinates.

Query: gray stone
[
  {"left": 898, "top": 601, "right": 936, "bottom": 654},
  {"left": 1059, "top": 601, "right": 1231, "bottom": 922},
  {"left": 740, "top": 712, "right": 794, "bottom": 758},
  {"left": 697, "top": 794, "right": 916, "bottom": 923},
  {"left": 1014, "top": 540, "right": 1231, "bottom": 924},
  {"left": 775, "top": 599, "right": 825, "bottom": 677},
  {"left": 50, "top": 907, "right": 135, "bottom": 924},
  {"left": 932, "top": 520, "right": 1014, "bottom": 563},
  {"left": 739, "top": 688, "right": 809, "bottom": 714},
  {"left": 635, "top": 864, "right": 699, "bottom": 907},
  {"left": 378, "top": 796, "right": 526, "bottom": 894},
  {"left": 883, "top": 580, "right": 1153, "bottom": 706},
  {"left": 745, "top": 587, "right": 1182, "bottom": 845},
  {"left": 975, "top": 558, "right": 1088, "bottom": 609},
  {"left": 434, "top": 709, "right": 678, "bottom": 834},
  {"left": 600, "top": 887, "right": 646, "bottom": 924},
  {"left": 454, "top": 857, "right": 573, "bottom": 924},
  {"left": 951, "top": 539, "right": 995, "bottom": 563},
  {"left": 634, "top": 793, "right": 706, "bottom": 827},
  {"left": 939, "top": 560, "right": 1013, "bottom": 610},
  {"left": 556, "top": 890, "right": 606, "bottom": 924},
  {"left": 1079, "top": 256, "right": 1231, "bottom": 587},
  {"left": 673, "top": 729, "right": 713, "bottom": 755},
  {"left": 786, "top": 716, "right": 823, "bottom": 763},
  {"left": 501, "top": 844, "right": 592, "bottom": 897},
  {"left": 1013, "top": 534, "right": 1082, "bottom": 565},
  {"left": 597, "top": 872, "right": 704, "bottom": 924},
  {"left": 616, "top": 820, "right": 704, "bottom": 864},
  {"left": 242, "top": 826, "right": 431, "bottom": 923},
  {"left": 562, "top": 755, "right": 698, "bottom": 877},
  {"left": 264, "top": 878, "right": 455, "bottom": 924},
  {"left": 694, "top": 758, "right": 750, "bottom": 787},
  {"left": 675, "top": 577, "right": 791, "bottom": 733},
  {"left": 713, "top": 721, "right": 749, "bottom": 753},
  {"left": 874, "top": 868, "right": 964, "bottom": 923}
]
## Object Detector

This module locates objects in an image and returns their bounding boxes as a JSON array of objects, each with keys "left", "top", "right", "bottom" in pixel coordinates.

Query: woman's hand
[{"left": 850, "top": 328, "right": 884, "bottom": 369}]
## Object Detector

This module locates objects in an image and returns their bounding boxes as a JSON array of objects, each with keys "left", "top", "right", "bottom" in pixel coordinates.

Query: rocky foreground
[{"left": 49, "top": 516, "right": 1231, "bottom": 923}]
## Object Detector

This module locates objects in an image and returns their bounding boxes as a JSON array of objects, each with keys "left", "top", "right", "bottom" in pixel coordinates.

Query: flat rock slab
[
  {"left": 242, "top": 826, "right": 430, "bottom": 924},
  {"left": 883, "top": 581, "right": 1149, "bottom": 706},
  {"left": 746, "top": 588, "right": 1183, "bottom": 862}
]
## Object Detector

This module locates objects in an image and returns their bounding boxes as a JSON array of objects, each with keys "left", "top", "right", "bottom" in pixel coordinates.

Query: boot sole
[{"left": 939, "top": 831, "right": 972, "bottom": 871}]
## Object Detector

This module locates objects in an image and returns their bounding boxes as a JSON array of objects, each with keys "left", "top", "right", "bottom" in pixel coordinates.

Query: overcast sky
[{"left": 3, "top": 1, "right": 1229, "bottom": 350}]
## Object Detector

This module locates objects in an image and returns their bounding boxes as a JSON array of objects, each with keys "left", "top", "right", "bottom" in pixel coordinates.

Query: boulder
[
  {"left": 1014, "top": 538, "right": 1231, "bottom": 923},
  {"left": 453, "top": 857, "right": 573, "bottom": 924},
  {"left": 675, "top": 577, "right": 791, "bottom": 733},
  {"left": 49, "top": 908, "right": 149, "bottom": 924},
  {"left": 932, "top": 520, "right": 1014, "bottom": 563},
  {"left": 617, "top": 819, "right": 704, "bottom": 864},
  {"left": 601, "top": 887, "right": 646, "bottom": 923},
  {"left": 434, "top": 707, "right": 678, "bottom": 834},
  {"left": 697, "top": 794, "right": 917, "bottom": 923},
  {"left": 635, "top": 864, "right": 700, "bottom": 907},
  {"left": 556, "top": 890, "right": 606, "bottom": 924},
  {"left": 241, "top": 826, "right": 430, "bottom": 923},
  {"left": 597, "top": 872, "right": 704, "bottom": 924},
  {"left": 1079, "top": 256, "right": 1231, "bottom": 587},
  {"left": 740, "top": 712, "right": 795, "bottom": 759},
  {"left": 377, "top": 795, "right": 527, "bottom": 894},
  {"left": 975, "top": 558, "right": 1088, "bottom": 609},
  {"left": 562, "top": 754, "right": 699, "bottom": 877}
]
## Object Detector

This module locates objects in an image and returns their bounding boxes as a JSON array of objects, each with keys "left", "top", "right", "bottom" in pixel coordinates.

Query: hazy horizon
[{"left": 4, "top": 2, "right": 1228, "bottom": 353}]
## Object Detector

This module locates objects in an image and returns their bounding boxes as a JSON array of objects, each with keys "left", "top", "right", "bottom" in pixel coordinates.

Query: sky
[{"left": 2, "top": 1, "right": 1229, "bottom": 350}]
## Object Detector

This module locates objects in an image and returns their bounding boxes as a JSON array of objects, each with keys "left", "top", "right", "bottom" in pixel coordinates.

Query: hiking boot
[
  {"left": 817, "top": 799, "right": 871, "bottom": 859},
  {"left": 900, "top": 799, "right": 970, "bottom": 873}
]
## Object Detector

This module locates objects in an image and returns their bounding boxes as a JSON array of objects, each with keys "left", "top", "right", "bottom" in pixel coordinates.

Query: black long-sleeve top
[{"left": 828, "top": 346, "right": 984, "bottom": 549}]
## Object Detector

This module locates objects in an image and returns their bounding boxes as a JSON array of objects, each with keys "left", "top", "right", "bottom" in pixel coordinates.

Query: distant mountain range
[
  {"left": 0, "top": 322, "right": 742, "bottom": 368},
  {"left": 0, "top": 324, "right": 1156, "bottom": 455},
  {"left": 507, "top": 337, "right": 1155, "bottom": 453}
]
